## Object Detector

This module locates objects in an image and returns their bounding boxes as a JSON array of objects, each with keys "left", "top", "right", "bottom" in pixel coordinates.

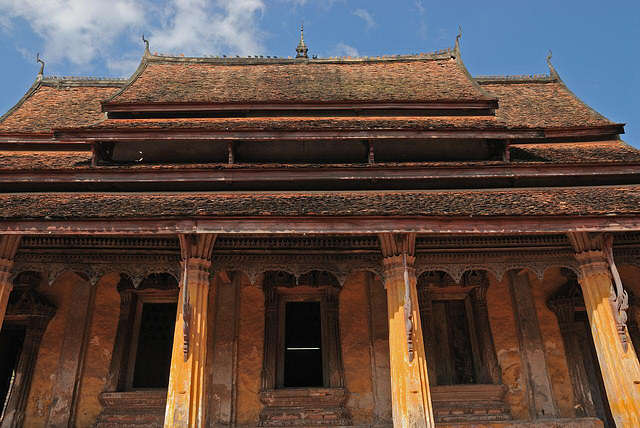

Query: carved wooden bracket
[
  {"left": 603, "top": 234, "right": 630, "bottom": 353},
  {"left": 568, "top": 232, "right": 631, "bottom": 353}
]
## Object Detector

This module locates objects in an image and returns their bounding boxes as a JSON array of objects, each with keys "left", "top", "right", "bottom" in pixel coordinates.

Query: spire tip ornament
[{"left": 295, "top": 20, "right": 308, "bottom": 59}]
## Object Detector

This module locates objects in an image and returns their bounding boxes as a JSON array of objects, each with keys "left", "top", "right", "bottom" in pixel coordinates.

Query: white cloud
[
  {"left": 0, "top": 0, "right": 144, "bottom": 66},
  {"left": 415, "top": 1, "right": 425, "bottom": 14},
  {"left": 353, "top": 8, "right": 376, "bottom": 29},
  {"left": 335, "top": 42, "right": 358, "bottom": 57},
  {"left": 0, "top": 0, "right": 265, "bottom": 74},
  {"left": 150, "top": 0, "right": 265, "bottom": 57}
]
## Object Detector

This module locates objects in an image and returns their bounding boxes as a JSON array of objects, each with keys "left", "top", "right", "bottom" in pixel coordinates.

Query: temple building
[{"left": 1, "top": 30, "right": 640, "bottom": 428}]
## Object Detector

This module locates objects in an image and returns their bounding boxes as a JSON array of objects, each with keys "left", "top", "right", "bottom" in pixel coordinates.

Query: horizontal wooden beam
[
  {"left": 101, "top": 100, "right": 499, "bottom": 113},
  {"left": 55, "top": 128, "right": 543, "bottom": 142},
  {"left": 1, "top": 163, "right": 639, "bottom": 184},
  {"left": 1, "top": 216, "right": 639, "bottom": 235}
]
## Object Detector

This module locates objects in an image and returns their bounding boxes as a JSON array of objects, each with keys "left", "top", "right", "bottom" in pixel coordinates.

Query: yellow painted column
[
  {"left": 379, "top": 233, "right": 434, "bottom": 428},
  {"left": 164, "top": 234, "right": 216, "bottom": 428},
  {"left": 568, "top": 233, "right": 640, "bottom": 427},
  {"left": 0, "top": 235, "right": 21, "bottom": 332}
]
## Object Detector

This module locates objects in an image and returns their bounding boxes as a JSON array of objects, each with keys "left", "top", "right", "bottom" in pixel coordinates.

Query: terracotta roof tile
[
  {"left": 3, "top": 186, "right": 639, "bottom": 219},
  {"left": 0, "top": 79, "right": 123, "bottom": 134},
  {"left": 478, "top": 80, "right": 613, "bottom": 128},
  {"left": 106, "top": 57, "right": 494, "bottom": 105},
  {"left": 511, "top": 141, "right": 640, "bottom": 163},
  {"left": 0, "top": 151, "right": 92, "bottom": 169}
]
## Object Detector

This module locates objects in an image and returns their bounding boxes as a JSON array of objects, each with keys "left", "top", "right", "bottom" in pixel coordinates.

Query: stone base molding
[
  {"left": 431, "top": 384, "right": 510, "bottom": 423},
  {"left": 258, "top": 388, "right": 350, "bottom": 426},
  {"left": 94, "top": 391, "right": 166, "bottom": 428}
]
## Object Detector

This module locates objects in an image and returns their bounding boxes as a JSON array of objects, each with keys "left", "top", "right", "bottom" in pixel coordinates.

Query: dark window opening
[
  {"left": 432, "top": 300, "right": 476, "bottom": 385},
  {"left": 283, "top": 301, "right": 323, "bottom": 387},
  {"left": 131, "top": 302, "right": 177, "bottom": 389},
  {"left": 0, "top": 326, "right": 25, "bottom": 419}
]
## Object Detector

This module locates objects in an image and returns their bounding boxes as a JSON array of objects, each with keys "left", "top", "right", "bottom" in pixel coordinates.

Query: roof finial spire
[
  {"left": 36, "top": 53, "right": 45, "bottom": 80},
  {"left": 455, "top": 25, "right": 462, "bottom": 49},
  {"left": 296, "top": 20, "right": 308, "bottom": 59},
  {"left": 142, "top": 34, "right": 150, "bottom": 56}
]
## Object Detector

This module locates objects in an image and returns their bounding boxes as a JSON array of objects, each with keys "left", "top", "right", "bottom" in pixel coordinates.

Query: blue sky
[{"left": 1, "top": 0, "right": 638, "bottom": 146}]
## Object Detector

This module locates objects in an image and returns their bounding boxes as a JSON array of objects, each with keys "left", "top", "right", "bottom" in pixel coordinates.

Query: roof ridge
[
  {"left": 475, "top": 74, "right": 555, "bottom": 83},
  {"left": 146, "top": 47, "right": 456, "bottom": 63},
  {"left": 42, "top": 76, "right": 127, "bottom": 81}
]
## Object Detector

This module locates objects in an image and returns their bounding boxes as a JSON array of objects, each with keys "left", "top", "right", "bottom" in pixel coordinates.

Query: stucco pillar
[
  {"left": 568, "top": 232, "right": 640, "bottom": 427},
  {"left": 379, "top": 233, "right": 434, "bottom": 428},
  {"left": 547, "top": 299, "right": 597, "bottom": 418},
  {"left": 164, "top": 234, "right": 216, "bottom": 428},
  {"left": 0, "top": 236, "right": 21, "bottom": 331}
]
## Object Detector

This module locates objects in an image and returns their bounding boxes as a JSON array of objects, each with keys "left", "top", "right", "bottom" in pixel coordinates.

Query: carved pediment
[{"left": 7, "top": 288, "right": 56, "bottom": 319}]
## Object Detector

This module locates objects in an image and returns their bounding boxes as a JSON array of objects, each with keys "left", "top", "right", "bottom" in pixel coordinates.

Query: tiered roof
[{"left": 0, "top": 40, "right": 638, "bottom": 224}]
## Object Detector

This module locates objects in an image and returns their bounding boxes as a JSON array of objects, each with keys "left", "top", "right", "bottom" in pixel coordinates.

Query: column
[
  {"left": 470, "top": 284, "right": 502, "bottom": 384},
  {"left": 378, "top": 233, "right": 434, "bottom": 428},
  {"left": 164, "top": 234, "right": 216, "bottom": 428},
  {"left": 567, "top": 232, "right": 640, "bottom": 427},
  {"left": 2, "top": 309, "right": 55, "bottom": 428},
  {"left": 105, "top": 280, "right": 135, "bottom": 391},
  {"left": 547, "top": 299, "right": 596, "bottom": 417},
  {"left": 0, "top": 236, "right": 21, "bottom": 331},
  {"left": 508, "top": 270, "right": 558, "bottom": 419},
  {"left": 416, "top": 283, "right": 437, "bottom": 385},
  {"left": 208, "top": 271, "right": 238, "bottom": 425}
]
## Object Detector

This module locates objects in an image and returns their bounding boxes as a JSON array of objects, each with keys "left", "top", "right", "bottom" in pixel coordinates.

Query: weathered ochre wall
[
  {"left": 23, "top": 272, "right": 76, "bottom": 426},
  {"left": 487, "top": 273, "right": 529, "bottom": 420},
  {"left": 619, "top": 264, "right": 640, "bottom": 296},
  {"left": 529, "top": 268, "right": 576, "bottom": 418},
  {"left": 235, "top": 273, "right": 264, "bottom": 426},
  {"left": 339, "top": 271, "right": 375, "bottom": 425},
  {"left": 75, "top": 273, "right": 120, "bottom": 427}
]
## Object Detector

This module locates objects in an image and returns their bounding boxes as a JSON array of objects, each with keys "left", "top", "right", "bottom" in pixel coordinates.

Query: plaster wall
[
  {"left": 235, "top": 274, "right": 264, "bottom": 426},
  {"left": 23, "top": 272, "right": 76, "bottom": 426},
  {"left": 619, "top": 264, "right": 640, "bottom": 296},
  {"left": 339, "top": 271, "right": 375, "bottom": 425}
]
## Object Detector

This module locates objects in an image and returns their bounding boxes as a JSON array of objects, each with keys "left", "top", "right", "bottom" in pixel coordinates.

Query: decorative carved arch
[
  {"left": 415, "top": 251, "right": 579, "bottom": 283},
  {"left": 209, "top": 254, "right": 383, "bottom": 287}
]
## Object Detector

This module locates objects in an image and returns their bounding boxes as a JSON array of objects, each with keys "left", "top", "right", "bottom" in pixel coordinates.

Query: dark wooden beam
[
  {"left": 1, "top": 163, "right": 638, "bottom": 184},
  {"left": 54, "top": 128, "right": 543, "bottom": 142},
  {"left": 0, "top": 215, "right": 639, "bottom": 235},
  {"left": 101, "top": 100, "right": 499, "bottom": 113}
]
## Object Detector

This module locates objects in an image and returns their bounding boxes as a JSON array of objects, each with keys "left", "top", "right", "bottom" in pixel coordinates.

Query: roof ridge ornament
[
  {"left": 142, "top": 34, "right": 150, "bottom": 56},
  {"left": 546, "top": 49, "right": 559, "bottom": 80},
  {"left": 296, "top": 21, "right": 309, "bottom": 59},
  {"left": 36, "top": 53, "right": 45, "bottom": 80},
  {"left": 455, "top": 25, "right": 462, "bottom": 50}
]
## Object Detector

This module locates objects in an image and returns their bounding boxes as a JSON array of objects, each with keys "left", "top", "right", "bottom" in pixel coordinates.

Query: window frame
[
  {"left": 276, "top": 288, "right": 330, "bottom": 388},
  {"left": 125, "top": 290, "right": 178, "bottom": 391}
]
